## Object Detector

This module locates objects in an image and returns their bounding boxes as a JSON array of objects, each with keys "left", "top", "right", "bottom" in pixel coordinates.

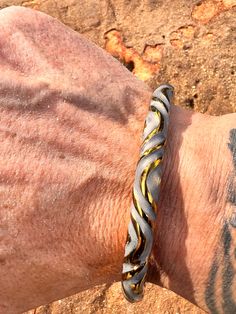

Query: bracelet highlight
[{"left": 121, "top": 84, "right": 174, "bottom": 302}]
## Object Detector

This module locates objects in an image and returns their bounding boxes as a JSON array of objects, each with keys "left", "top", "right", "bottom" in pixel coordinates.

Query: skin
[
  {"left": 204, "top": 130, "right": 236, "bottom": 313},
  {"left": 0, "top": 6, "right": 235, "bottom": 314}
]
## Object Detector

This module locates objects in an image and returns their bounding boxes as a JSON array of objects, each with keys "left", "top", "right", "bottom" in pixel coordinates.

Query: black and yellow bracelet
[{"left": 121, "top": 84, "right": 174, "bottom": 302}]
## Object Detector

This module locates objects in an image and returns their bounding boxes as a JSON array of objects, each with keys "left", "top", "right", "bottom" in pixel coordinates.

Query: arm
[
  {"left": 151, "top": 108, "right": 236, "bottom": 314},
  {"left": 0, "top": 6, "right": 235, "bottom": 314}
]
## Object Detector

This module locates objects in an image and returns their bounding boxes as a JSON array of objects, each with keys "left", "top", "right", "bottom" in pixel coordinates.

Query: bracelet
[{"left": 121, "top": 84, "right": 174, "bottom": 302}]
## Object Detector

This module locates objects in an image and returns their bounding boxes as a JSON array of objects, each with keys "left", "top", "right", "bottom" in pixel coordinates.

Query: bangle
[{"left": 121, "top": 84, "right": 174, "bottom": 302}]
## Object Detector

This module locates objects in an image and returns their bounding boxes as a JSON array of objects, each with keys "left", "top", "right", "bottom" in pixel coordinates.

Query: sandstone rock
[
  {"left": 25, "top": 283, "right": 205, "bottom": 314},
  {"left": 192, "top": 0, "right": 236, "bottom": 23}
]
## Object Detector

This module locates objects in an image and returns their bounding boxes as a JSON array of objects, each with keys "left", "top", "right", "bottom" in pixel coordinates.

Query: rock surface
[
  {"left": 0, "top": 0, "right": 235, "bottom": 313},
  {"left": 26, "top": 283, "right": 204, "bottom": 314}
]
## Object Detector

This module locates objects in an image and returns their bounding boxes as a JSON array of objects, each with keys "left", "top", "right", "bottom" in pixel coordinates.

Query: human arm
[
  {"left": 151, "top": 107, "right": 236, "bottom": 314},
  {"left": 0, "top": 6, "right": 235, "bottom": 314}
]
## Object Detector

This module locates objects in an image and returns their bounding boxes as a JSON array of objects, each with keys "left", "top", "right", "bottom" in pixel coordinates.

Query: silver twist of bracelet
[{"left": 121, "top": 84, "right": 174, "bottom": 302}]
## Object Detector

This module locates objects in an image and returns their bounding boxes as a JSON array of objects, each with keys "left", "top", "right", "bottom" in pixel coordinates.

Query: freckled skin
[{"left": 0, "top": 6, "right": 236, "bottom": 314}]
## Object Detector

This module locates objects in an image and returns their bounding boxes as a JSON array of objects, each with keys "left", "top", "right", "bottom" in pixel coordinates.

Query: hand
[
  {"left": 0, "top": 6, "right": 235, "bottom": 314},
  {"left": 0, "top": 6, "right": 150, "bottom": 313}
]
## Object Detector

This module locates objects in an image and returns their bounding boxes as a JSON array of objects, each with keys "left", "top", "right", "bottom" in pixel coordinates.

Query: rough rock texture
[
  {"left": 0, "top": 0, "right": 235, "bottom": 313},
  {"left": 26, "top": 283, "right": 204, "bottom": 314}
]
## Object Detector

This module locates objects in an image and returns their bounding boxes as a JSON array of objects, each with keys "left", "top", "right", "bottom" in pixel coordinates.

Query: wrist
[
  {"left": 94, "top": 90, "right": 232, "bottom": 311},
  {"left": 87, "top": 86, "right": 153, "bottom": 283}
]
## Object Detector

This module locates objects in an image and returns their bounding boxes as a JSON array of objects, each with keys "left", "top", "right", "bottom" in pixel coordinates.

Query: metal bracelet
[{"left": 121, "top": 84, "right": 174, "bottom": 302}]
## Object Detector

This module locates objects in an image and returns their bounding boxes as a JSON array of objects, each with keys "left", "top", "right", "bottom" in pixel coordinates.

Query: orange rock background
[{"left": 0, "top": 0, "right": 235, "bottom": 313}]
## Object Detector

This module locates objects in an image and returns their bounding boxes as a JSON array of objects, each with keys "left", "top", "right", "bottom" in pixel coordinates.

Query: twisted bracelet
[{"left": 121, "top": 84, "right": 174, "bottom": 302}]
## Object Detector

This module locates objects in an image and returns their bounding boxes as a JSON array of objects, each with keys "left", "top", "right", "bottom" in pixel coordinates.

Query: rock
[
  {"left": 24, "top": 283, "right": 205, "bottom": 314},
  {"left": 192, "top": 0, "right": 236, "bottom": 23}
]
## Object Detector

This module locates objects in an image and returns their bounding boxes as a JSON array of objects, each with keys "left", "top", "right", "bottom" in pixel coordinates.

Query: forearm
[{"left": 149, "top": 108, "right": 236, "bottom": 312}]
